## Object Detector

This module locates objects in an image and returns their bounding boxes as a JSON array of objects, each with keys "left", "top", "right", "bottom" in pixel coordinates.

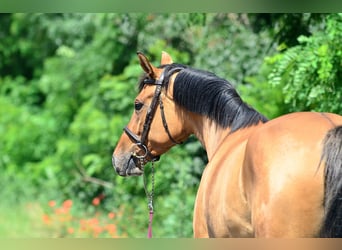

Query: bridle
[
  {"left": 122, "top": 66, "right": 182, "bottom": 238},
  {"left": 123, "top": 66, "right": 181, "bottom": 163}
]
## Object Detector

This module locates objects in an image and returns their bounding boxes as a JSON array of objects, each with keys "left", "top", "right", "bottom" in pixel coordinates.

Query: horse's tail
[{"left": 320, "top": 125, "right": 342, "bottom": 237}]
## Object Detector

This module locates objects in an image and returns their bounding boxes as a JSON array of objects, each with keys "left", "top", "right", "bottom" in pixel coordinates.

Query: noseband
[
  {"left": 122, "top": 65, "right": 183, "bottom": 238},
  {"left": 123, "top": 67, "right": 181, "bottom": 163}
]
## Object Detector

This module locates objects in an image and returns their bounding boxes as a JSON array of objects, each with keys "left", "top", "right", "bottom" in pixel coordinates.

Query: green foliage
[
  {"left": 1, "top": 13, "right": 341, "bottom": 238},
  {"left": 184, "top": 13, "right": 273, "bottom": 85},
  {"left": 268, "top": 14, "right": 342, "bottom": 113},
  {"left": 238, "top": 54, "right": 289, "bottom": 119},
  {"left": 248, "top": 14, "right": 325, "bottom": 48}
]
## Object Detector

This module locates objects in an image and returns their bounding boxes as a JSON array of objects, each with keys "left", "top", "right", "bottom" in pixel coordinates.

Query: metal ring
[{"left": 133, "top": 143, "right": 148, "bottom": 159}]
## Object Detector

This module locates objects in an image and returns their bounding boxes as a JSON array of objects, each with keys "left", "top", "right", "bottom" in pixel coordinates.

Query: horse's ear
[
  {"left": 137, "top": 51, "right": 157, "bottom": 78},
  {"left": 161, "top": 51, "right": 173, "bottom": 65}
]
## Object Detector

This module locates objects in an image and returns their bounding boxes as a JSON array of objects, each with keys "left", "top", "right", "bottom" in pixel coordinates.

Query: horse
[{"left": 112, "top": 51, "right": 342, "bottom": 238}]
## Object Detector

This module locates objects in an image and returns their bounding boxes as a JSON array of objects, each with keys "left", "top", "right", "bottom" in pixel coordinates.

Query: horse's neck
[{"left": 188, "top": 115, "right": 231, "bottom": 161}]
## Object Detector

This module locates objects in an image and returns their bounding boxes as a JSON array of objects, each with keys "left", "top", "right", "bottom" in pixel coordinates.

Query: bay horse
[{"left": 112, "top": 51, "right": 342, "bottom": 238}]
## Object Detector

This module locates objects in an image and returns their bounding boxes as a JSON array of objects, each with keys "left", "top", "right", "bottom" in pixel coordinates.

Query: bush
[{"left": 1, "top": 13, "right": 339, "bottom": 237}]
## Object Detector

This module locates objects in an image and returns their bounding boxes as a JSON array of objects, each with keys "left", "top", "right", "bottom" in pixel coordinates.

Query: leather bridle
[
  {"left": 122, "top": 65, "right": 184, "bottom": 238},
  {"left": 123, "top": 67, "right": 181, "bottom": 163}
]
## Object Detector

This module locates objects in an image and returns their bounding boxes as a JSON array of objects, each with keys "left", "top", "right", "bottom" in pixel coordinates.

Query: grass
[
  {"left": 0, "top": 197, "right": 125, "bottom": 238},
  {"left": 0, "top": 202, "right": 50, "bottom": 237}
]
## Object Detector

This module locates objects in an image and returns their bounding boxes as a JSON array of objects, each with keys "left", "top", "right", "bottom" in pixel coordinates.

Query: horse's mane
[{"left": 139, "top": 63, "right": 268, "bottom": 132}]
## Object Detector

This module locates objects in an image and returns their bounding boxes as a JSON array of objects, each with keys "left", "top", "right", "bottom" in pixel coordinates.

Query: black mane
[{"left": 139, "top": 63, "right": 268, "bottom": 132}]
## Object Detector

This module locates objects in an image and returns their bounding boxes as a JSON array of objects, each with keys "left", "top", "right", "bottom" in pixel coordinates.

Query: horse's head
[{"left": 112, "top": 51, "right": 191, "bottom": 176}]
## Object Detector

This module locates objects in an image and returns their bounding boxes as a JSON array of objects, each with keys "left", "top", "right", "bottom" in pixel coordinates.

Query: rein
[
  {"left": 123, "top": 67, "right": 182, "bottom": 238},
  {"left": 124, "top": 67, "right": 172, "bottom": 238},
  {"left": 143, "top": 161, "right": 155, "bottom": 238}
]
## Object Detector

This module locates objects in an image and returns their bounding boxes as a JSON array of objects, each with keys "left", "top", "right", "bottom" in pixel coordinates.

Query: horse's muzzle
[{"left": 112, "top": 154, "right": 144, "bottom": 177}]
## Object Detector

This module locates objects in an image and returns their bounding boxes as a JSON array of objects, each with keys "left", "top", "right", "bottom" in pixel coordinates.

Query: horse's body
[
  {"left": 194, "top": 112, "right": 342, "bottom": 237},
  {"left": 113, "top": 52, "right": 342, "bottom": 237}
]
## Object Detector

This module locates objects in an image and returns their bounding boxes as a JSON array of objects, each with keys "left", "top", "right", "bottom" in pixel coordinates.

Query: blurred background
[{"left": 0, "top": 13, "right": 341, "bottom": 237}]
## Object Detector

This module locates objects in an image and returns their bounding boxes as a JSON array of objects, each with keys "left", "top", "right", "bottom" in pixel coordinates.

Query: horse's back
[{"left": 243, "top": 112, "right": 342, "bottom": 237}]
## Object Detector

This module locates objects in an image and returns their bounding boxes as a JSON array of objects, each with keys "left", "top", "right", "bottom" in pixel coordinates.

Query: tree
[
  {"left": 1, "top": 13, "right": 340, "bottom": 237},
  {"left": 268, "top": 13, "right": 342, "bottom": 113}
]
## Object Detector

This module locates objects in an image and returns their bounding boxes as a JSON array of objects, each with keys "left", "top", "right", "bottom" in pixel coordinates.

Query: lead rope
[{"left": 143, "top": 160, "right": 155, "bottom": 238}]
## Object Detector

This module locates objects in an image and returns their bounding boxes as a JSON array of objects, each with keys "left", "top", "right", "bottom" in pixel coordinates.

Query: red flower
[
  {"left": 92, "top": 197, "right": 100, "bottom": 206},
  {"left": 67, "top": 227, "right": 74, "bottom": 234},
  {"left": 62, "top": 199, "right": 73, "bottom": 209},
  {"left": 48, "top": 200, "right": 56, "bottom": 207},
  {"left": 42, "top": 214, "right": 51, "bottom": 225},
  {"left": 108, "top": 212, "right": 115, "bottom": 219}
]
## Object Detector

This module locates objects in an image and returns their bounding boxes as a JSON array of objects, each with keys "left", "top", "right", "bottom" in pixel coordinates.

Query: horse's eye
[{"left": 134, "top": 102, "right": 144, "bottom": 111}]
